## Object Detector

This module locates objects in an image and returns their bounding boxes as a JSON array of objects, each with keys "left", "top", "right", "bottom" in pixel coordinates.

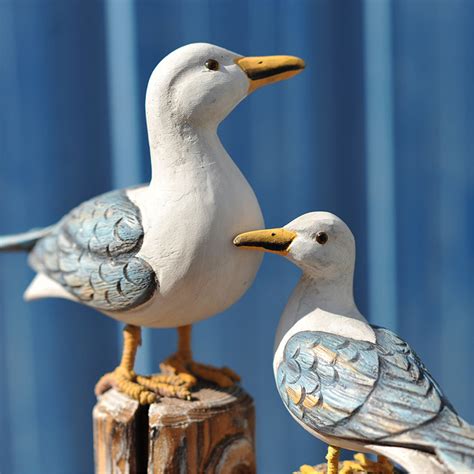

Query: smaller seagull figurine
[
  {"left": 234, "top": 212, "right": 474, "bottom": 474},
  {"left": 0, "top": 43, "right": 305, "bottom": 405}
]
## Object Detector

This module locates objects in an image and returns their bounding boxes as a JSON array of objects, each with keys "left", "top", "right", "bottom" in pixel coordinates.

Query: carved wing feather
[
  {"left": 342, "top": 328, "right": 445, "bottom": 440},
  {"left": 277, "top": 331, "right": 379, "bottom": 429},
  {"left": 29, "top": 189, "right": 157, "bottom": 312},
  {"left": 277, "top": 327, "right": 447, "bottom": 442}
]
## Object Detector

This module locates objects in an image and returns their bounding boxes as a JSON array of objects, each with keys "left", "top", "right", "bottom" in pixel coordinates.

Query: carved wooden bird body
[
  {"left": 234, "top": 212, "right": 474, "bottom": 474},
  {"left": 0, "top": 43, "right": 305, "bottom": 403}
]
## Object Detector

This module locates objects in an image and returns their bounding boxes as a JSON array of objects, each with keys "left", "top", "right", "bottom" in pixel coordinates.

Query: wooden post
[{"left": 93, "top": 385, "right": 256, "bottom": 474}]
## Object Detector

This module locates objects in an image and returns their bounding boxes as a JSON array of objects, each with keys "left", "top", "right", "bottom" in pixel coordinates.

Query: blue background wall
[{"left": 1, "top": 1, "right": 473, "bottom": 473}]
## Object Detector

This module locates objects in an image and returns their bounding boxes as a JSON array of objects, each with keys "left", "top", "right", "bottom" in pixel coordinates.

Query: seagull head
[
  {"left": 146, "top": 43, "right": 305, "bottom": 128},
  {"left": 233, "top": 212, "right": 355, "bottom": 279}
]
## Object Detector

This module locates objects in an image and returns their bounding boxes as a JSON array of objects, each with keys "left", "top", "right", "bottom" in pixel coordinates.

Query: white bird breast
[{"left": 124, "top": 157, "right": 264, "bottom": 328}]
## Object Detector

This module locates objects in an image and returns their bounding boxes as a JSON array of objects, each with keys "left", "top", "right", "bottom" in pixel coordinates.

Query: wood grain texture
[
  {"left": 93, "top": 389, "right": 147, "bottom": 474},
  {"left": 93, "top": 386, "right": 256, "bottom": 474}
]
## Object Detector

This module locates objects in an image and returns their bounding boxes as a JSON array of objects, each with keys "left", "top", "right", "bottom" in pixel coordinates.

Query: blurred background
[{"left": 1, "top": 0, "right": 473, "bottom": 473}]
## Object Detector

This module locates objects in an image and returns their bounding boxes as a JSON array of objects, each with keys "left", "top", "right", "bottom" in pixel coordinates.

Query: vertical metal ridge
[
  {"left": 0, "top": 4, "right": 42, "bottom": 472},
  {"left": 363, "top": 0, "right": 398, "bottom": 330},
  {"left": 437, "top": 3, "right": 473, "bottom": 412},
  {"left": 104, "top": 0, "right": 142, "bottom": 188}
]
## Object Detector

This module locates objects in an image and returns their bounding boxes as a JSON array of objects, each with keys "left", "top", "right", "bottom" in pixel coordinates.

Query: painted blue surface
[
  {"left": 29, "top": 189, "right": 157, "bottom": 312},
  {"left": 0, "top": 1, "right": 473, "bottom": 473}
]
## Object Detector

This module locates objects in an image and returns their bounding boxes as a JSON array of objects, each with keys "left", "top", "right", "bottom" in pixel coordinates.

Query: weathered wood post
[{"left": 93, "top": 385, "right": 256, "bottom": 474}]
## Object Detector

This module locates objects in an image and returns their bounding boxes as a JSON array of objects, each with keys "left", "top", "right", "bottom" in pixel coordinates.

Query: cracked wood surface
[{"left": 93, "top": 385, "right": 256, "bottom": 474}]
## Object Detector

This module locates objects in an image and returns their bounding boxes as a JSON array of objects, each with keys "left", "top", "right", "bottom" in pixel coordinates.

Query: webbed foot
[
  {"left": 160, "top": 352, "right": 240, "bottom": 389},
  {"left": 95, "top": 367, "right": 157, "bottom": 405}
]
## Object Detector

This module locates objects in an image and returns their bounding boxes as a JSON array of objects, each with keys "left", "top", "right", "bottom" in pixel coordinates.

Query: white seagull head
[
  {"left": 234, "top": 212, "right": 356, "bottom": 279},
  {"left": 146, "top": 43, "right": 305, "bottom": 129}
]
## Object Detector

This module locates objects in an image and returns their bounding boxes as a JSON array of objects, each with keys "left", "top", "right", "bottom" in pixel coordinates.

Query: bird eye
[
  {"left": 205, "top": 59, "right": 220, "bottom": 71},
  {"left": 315, "top": 231, "right": 328, "bottom": 245}
]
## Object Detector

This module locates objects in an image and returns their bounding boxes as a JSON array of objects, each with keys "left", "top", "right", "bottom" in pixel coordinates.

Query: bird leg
[
  {"left": 326, "top": 446, "right": 341, "bottom": 474},
  {"left": 95, "top": 325, "right": 192, "bottom": 404},
  {"left": 95, "top": 325, "right": 157, "bottom": 404},
  {"left": 96, "top": 324, "right": 241, "bottom": 403},
  {"left": 297, "top": 446, "right": 340, "bottom": 474},
  {"left": 160, "top": 324, "right": 241, "bottom": 389}
]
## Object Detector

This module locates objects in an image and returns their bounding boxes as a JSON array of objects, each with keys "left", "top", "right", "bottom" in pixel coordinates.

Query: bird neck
[
  {"left": 149, "top": 122, "right": 225, "bottom": 179},
  {"left": 274, "top": 271, "right": 374, "bottom": 362},
  {"left": 292, "top": 271, "right": 364, "bottom": 323},
  {"left": 150, "top": 119, "right": 233, "bottom": 187},
  {"left": 146, "top": 90, "right": 229, "bottom": 186}
]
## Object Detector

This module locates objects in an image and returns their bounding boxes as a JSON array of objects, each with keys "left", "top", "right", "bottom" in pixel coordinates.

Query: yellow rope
[
  {"left": 339, "top": 453, "right": 394, "bottom": 474},
  {"left": 299, "top": 465, "right": 324, "bottom": 474},
  {"left": 114, "top": 368, "right": 156, "bottom": 404},
  {"left": 112, "top": 325, "right": 157, "bottom": 404},
  {"left": 136, "top": 375, "right": 191, "bottom": 400},
  {"left": 173, "top": 325, "right": 240, "bottom": 387},
  {"left": 101, "top": 323, "right": 240, "bottom": 402},
  {"left": 177, "top": 324, "right": 193, "bottom": 361},
  {"left": 120, "top": 324, "right": 141, "bottom": 371},
  {"left": 326, "top": 446, "right": 340, "bottom": 474},
  {"left": 296, "top": 451, "right": 394, "bottom": 474},
  {"left": 189, "top": 360, "right": 237, "bottom": 387}
]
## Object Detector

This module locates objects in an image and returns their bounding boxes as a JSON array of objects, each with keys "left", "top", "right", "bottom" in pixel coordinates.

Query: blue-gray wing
[
  {"left": 277, "top": 331, "right": 379, "bottom": 431},
  {"left": 277, "top": 327, "right": 446, "bottom": 441},
  {"left": 367, "top": 328, "right": 474, "bottom": 472},
  {"left": 29, "top": 189, "right": 157, "bottom": 312}
]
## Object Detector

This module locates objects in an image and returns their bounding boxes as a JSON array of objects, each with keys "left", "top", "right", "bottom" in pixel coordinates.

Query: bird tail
[
  {"left": 431, "top": 408, "right": 474, "bottom": 473},
  {"left": 0, "top": 226, "right": 54, "bottom": 252}
]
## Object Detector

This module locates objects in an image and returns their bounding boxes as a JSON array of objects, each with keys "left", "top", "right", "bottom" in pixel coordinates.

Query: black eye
[
  {"left": 205, "top": 59, "right": 220, "bottom": 71},
  {"left": 315, "top": 231, "right": 328, "bottom": 245}
]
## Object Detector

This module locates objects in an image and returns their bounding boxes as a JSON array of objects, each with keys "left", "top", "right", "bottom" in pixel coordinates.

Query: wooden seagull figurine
[
  {"left": 0, "top": 43, "right": 305, "bottom": 404},
  {"left": 234, "top": 212, "right": 474, "bottom": 474}
]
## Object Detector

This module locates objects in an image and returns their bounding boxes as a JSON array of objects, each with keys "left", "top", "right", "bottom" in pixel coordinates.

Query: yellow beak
[
  {"left": 236, "top": 55, "right": 305, "bottom": 93},
  {"left": 233, "top": 228, "right": 297, "bottom": 255}
]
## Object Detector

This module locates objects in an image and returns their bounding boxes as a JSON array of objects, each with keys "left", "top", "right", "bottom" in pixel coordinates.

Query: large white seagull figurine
[{"left": 0, "top": 43, "right": 305, "bottom": 404}]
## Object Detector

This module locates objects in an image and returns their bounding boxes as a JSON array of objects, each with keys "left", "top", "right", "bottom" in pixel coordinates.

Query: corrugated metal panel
[{"left": 0, "top": 1, "right": 473, "bottom": 473}]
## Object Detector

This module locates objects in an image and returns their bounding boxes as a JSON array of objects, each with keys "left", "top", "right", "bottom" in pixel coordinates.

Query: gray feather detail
[
  {"left": 342, "top": 328, "right": 445, "bottom": 440},
  {"left": 389, "top": 406, "right": 474, "bottom": 472},
  {"left": 276, "top": 331, "right": 379, "bottom": 429},
  {"left": 29, "top": 189, "right": 157, "bottom": 312},
  {"left": 277, "top": 327, "right": 474, "bottom": 472},
  {"left": 0, "top": 226, "right": 55, "bottom": 252}
]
